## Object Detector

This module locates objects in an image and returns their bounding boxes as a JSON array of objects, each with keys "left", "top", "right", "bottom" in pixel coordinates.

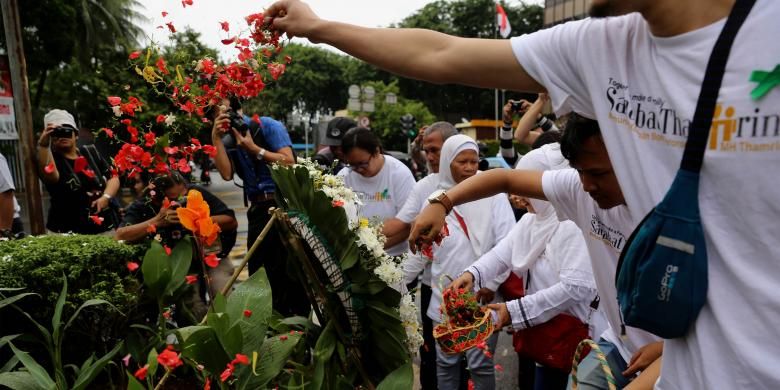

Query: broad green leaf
[
  {"left": 376, "top": 362, "right": 413, "bottom": 390},
  {"left": 0, "top": 293, "right": 37, "bottom": 310},
  {"left": 226, "top": 268, "right": 272, "bottom": 328},
  {"left": 146, "top": 347, "right": 159, "bottom": 379},
  {"left": 177, "top": 326, "right": 230, "bottom": 374},
  {"left": 8, "top": 307, "right": 50, "bottom": 346},
  {"left": 0, "top": 371, "right": 40, "bottom": 390},
  {"left": 236, "top": 333, "right": 302, "bottom": 389},
  {"left": 207, "top": 312, "right": 242, "bottom": 356},
  {"left": 71, "top": 341, "right": 123, "bottom": 390},
  {"left": 163, "top": 238, "right": 193, "bottom": 297},
  {"left": 141, "top": 241, "right": 172, "bottom": 298},
  {"left": 126, "top": 371, "right": 146, "bottom": 390},
  {"left": 8, "top": 343, "right": 55, "bottom": 390},
  {"left": 51, "top": 276, "right": 68, "bottom": 344},
  {"left": 210, "top": 292, "right": 227, "bottom": 314}
]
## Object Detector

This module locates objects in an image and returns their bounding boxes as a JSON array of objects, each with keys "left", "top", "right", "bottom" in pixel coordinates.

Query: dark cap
[{"left": 322, "top": 117, "right": 357, "bottom": 146}]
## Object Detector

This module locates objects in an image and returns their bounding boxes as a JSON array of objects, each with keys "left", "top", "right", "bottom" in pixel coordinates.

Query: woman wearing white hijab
[
  {"left": 404, "top": 134, "right": 515, "bottom": 389},
  {"left": 450, "top": 143, "right": 607, "bottom": 390}
]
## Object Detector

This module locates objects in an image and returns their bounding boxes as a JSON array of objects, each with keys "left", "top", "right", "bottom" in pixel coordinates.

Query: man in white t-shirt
[{"left": 267, "top": 1, "right": 780, "bottom": 388}]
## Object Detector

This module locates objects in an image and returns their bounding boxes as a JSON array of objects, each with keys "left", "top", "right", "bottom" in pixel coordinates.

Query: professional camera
[
  {"left": 229, "top": 110, "right": 249, "bottom": 136},
  {"left": 535, "top": 116, "right": 557, "bottom": 132},
  {"left": 509, "top": 100, "right": 525, "bottom": 112},
  {"left": 51, "top": 125, "right": 76, "bottom": 138}
]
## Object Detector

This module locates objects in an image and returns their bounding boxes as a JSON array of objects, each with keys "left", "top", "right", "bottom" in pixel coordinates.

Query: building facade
[{"left": 544, "top": 0, "right": 589, "bottom": 26}]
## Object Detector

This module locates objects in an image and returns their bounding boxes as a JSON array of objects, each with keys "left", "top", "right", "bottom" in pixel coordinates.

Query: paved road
[{"left": 199, "top": 167, "right": 521, "bottom": 389}]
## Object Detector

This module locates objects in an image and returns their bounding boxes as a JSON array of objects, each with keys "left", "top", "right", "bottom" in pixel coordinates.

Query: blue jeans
[
  {"left": 435, "top": 331, "right": 498, "bottom": 390},
  {"left": 568, "top": 339, "right": 631, "bottom": 390}
]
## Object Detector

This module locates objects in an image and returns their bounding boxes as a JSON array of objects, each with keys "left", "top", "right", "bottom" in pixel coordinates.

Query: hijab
[
  {"left": 511, "top": 143, "right": 571, "bottom": 274},
  {"left": 436, "top": 134, "right": 495, "bottom": 258}
]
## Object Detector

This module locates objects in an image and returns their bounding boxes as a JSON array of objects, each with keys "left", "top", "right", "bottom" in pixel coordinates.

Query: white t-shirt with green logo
[
  {"left": 513, "top": 3, "right": 780, "bottom": 388},
  {"left": 339, "top": 154, "right": 416, "bottom": 255}
]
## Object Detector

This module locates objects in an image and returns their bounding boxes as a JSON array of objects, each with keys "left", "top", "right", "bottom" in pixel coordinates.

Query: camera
[
  {"left": 509, "top": 100, "right": 524, "bottom": 112},
  {"left": 51, "top": 125, "right": 76, "bottom": 139},
  {"left": 535, "top": 116, "right": 557, "bottom": 132},
  {"left": 228, "top": 110, "right": 249, "bottom": 136}
]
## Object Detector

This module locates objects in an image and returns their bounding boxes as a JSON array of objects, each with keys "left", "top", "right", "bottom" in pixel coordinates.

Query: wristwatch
[
  {"left": 427, "top": 190, "right": 453, "bottom": 215},
  {"left": 256, "top": 148, "right": 267, "bottom": 160}
]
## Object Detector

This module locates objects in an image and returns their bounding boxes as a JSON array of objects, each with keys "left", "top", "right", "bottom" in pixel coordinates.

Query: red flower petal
[
  {"left": 89, "top": 215, "right": 104, "bottom": 225},
  {"left": 146, "top": 224, "right": 157, "bottom": 234},
  {"left": 243, "top": 309, "right": 252, "bottom": 318},
  {"left": 219, "top": 21, "right": 229, "bottom": 32},
  {"left": 161, "top": 11, "right": 168, "bottom": 17},
  {"left": 181, "top": 0, "right": 193, "bottom": 7},
  {"left": 102, "top": 128, "right": 114, "bottom": 138},
  {"left": 107, "top": 96, "right": 121, "bottom": 106},
  {"left": 221, "top": 37, "right": 236, "bottom": 45},
  {"left": 280, "top": 335, "right": 288, "bottom": 341},
  {"left": 203, "top": 378, "right": 211, "bottom": 390},
  {"left": 44, "top": 161, "right": 55, "bottom": 174},
  {"left": 73, "top": 156, "right": 88, "bottom": 173},
  {"left": 166, "top": 22, "right": 176, "bottom": 33},
  {"left": 204, "top": 253, "right": 219, "bottom": 268},
  {"left": 156, "top": 114, "right": 166, "bottom": 123},
  {"left": 185, "top": 274, "right": 198, "bottom": 285},
  {"left": 164, "top": 246, "right": 172, "bottom": 256},
  {"left": 232, "top": 353, "right": 249, "bottom": 366},
  {"left": 133, "top": 365, "right": 148, "bottom": 380},
  {"left": 128, "top": 51, "right": 141, "bottom": 60},
  {"left": 126, "top": 262, "right": 140, "bottom": 272}
]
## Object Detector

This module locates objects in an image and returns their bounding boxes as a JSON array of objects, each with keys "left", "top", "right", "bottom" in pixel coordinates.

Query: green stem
[
  {"left": 153, "top": 368, "right": 172, "bottom": 390},
  {"left": 157, "top": 300, "right": 166, "bottom": 342}
]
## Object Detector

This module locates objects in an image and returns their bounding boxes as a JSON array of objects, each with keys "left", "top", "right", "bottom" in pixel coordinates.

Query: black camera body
[
  {"left": 51, "top": 125, "right": 76, "bottom": 139},
  {"left": 509, "top": 100, "right": 524, "bottom": 112},
  {"left": 229, "top": 111, "right": 249, "bottom": 136}
]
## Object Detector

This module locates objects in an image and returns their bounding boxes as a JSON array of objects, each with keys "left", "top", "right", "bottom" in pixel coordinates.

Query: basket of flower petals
[{"left": 433, "top": 286, "right": 495, "bottom": 355}]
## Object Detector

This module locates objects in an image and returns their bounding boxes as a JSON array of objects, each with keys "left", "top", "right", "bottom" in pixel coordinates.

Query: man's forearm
[
  {"left": 104, "top": 176, "right": 120, "bottom": 197},
  {"left": 382, "top": 218, "right": 411, "bottom": 248},
  {"left": 115, "top": 217, "right": 160, "bottom": 243},
  {"left": 211, "top": 136, "right": 233, "bottom": 180},
  {"left": 311, "top": 21, "right": 542, "bottom": 92},
  {"left": 211, "top": 215, "right": 237, "bottom": 232},
  {"left": 446, "top": 169, "right": 546, "bottom": 206}
]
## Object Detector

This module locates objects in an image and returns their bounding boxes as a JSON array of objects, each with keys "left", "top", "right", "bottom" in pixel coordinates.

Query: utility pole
[{"left": 1, "top": 0, "right": 45, "bottom": 234}]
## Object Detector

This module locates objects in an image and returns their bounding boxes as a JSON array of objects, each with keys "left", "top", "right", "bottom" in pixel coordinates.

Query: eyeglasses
[{"left": 347, "top": 154, "right": 374, "bottom": 170}]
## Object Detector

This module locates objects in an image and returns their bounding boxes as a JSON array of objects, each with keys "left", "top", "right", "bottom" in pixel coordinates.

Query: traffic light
[{"left": 400, "top": 114, "right": 417, "bottom": 139}]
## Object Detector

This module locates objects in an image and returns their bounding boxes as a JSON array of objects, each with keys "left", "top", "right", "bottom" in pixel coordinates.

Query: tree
[
  {"left": 350, "top": 80, "right": 435, "bottom": 152},
  {"left": 7, "top": 0, "right": 146, "bottom": 110},
  {"left": 393, "top": 0, "right": 543, "bottom": 121}
]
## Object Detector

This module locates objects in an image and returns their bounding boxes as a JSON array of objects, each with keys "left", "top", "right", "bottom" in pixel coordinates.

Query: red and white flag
[{"left": 496, "top": 3, "right": 512, "bottom": 38}]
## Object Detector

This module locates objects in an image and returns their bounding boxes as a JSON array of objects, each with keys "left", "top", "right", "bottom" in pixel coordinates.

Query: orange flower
[{"left": 177, "top": 189, "right": 220, "bottom": 245}]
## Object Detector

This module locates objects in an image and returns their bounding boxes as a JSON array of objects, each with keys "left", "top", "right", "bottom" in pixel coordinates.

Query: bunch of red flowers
[{"left": 441, "top": 287, "right": 482, "bottom": 328}]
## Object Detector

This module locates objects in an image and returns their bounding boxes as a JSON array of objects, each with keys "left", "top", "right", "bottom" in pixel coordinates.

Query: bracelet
[{"left": 102, "top": 193, "right": 112, "bottom": 200}]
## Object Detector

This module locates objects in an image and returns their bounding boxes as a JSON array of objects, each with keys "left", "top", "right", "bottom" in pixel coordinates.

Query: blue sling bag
[{"left": 615, "top": 0, "right": 755, "bottom": 339}]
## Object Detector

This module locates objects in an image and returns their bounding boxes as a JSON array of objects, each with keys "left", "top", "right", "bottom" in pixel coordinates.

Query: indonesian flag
[{"left": 496, "top": 3, "right": 512, "bottom": 38}]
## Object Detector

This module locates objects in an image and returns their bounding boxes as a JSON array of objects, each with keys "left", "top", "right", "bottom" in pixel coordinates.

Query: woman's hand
[
  {"left": 408, "top": 203, "right": 447, "bottom": 253},
  {"left": 211, "top": 112, "right": 231, "bottom": 140},
  {"left": 38, "top": 125, "right": 55, "bottom": 147},
  {"left": 622, "top": 341, "right": 663, "bottom": 377},
  {"left": 487, "top": 303, "right": 510, "bottom": 329},
  {"left": 447, "top": 272, "right": 474, "bottom": 292},
  {"left": 476, "top": 288, "right": 495, "bottom": 304}
]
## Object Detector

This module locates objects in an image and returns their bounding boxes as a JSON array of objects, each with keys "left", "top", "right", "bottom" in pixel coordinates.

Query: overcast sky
[{"left": 135, "top": 0, "right": 542, "bottom": 60}]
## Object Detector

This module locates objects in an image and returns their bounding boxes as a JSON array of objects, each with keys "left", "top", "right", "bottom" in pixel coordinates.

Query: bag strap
[
  {"left": 680, "top": 0, "right": 756, "bottom": 173},
  {"left": 81, "top": 145, "right": 107, "bottom": 188}
]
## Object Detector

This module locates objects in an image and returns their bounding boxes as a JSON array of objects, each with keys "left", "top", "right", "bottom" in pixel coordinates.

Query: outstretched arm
[{"left": 267, "top": 0, "right": 545, "bottom": 92}]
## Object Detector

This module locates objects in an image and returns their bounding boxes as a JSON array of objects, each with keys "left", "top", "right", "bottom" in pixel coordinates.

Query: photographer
[
  {"left": 504, "top": 93, "right": 558, "bottom": 150},
  {"left": 313, "top": 116, "right": 356, "bottom": 174},
  {"left": 210, "top": 99, "right": 310, "bottom": 317},
  {"left": 36, "top": 109, "right": 120, "bottom": 234}
]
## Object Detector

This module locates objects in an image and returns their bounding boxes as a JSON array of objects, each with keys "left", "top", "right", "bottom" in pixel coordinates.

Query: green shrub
[{"left": 0, "top": 234, "right": 147, "bottom": 319}]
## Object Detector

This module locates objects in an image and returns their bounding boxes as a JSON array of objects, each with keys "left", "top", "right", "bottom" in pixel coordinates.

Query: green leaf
[
  {"left": 8, "top": 307, "right": 51, "bottom": 347},
  {"left": 141, "top": 241, "right": 172, "bottom": 298},
  {"left": 51, "top": 276, "right": 68, "bottom": 345},
  {"left": 0, "top": 293, "right": 37, "bottom": 310},
  {"left": 63, "top": 299, "right": 114, "bottom": 332},
  {"left": 236, "top": 332, "right": 302, "bottom": 389},
  {"left": 163, "top": 238, "right": 193, "bottom": 297},
  {"left": 71, "top": 341, "right": 123, "bottom": 390},
  {"left": 8, "top": 342, "right": 55, "bottom": 390},
  {"left": 125, "top": 371, "right": 146, "bottom": 390},
  {"left": 0, "top": 371, "right": 40, "bottom": 390},
  {"left": 210, "top": 292, "right": 227, "bottom": 314},
  {"left": 1, "top": 356, "right": 19, "bottom": 373},
  {"left": 207, "top": 312, "right": 243, "bottom": 356},
  {"left": 0, "top": 334, "right": 20, "bottom": 351},
  {"left": 226, "top": 267, "right": 272, "bottom": 328},
  {"left": 146, "top": 347, "right": 159, "bottom": 379},
  {"left": 177, "top": 326, "right": 230, "bottom": 374},
  {"left": 376, "top": 361, "right": 413, "bottom": 390},
  {"left": 310, "top": 320, "right": 337, "bottom": 390}
]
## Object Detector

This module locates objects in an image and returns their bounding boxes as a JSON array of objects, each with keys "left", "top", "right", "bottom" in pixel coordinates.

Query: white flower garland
[{"left": 290, "top": 157, "right": 424, "bottom": 356}]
